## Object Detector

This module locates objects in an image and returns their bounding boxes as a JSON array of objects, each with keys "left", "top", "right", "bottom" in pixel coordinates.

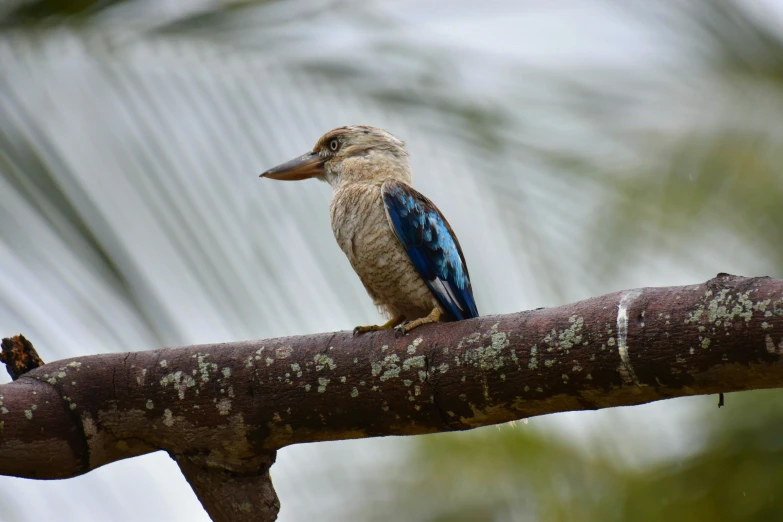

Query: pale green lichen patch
[
  {"left": 438, "top": 363, "right": 449, "bottom": 374},
  {"left": 403, "top": 379, "right": 413, "bottom": 387},
  {"left": 221, "top": 367, "right": 231, "bottom": 379},
  {"left": 291, "top": 363, "right": 303, "bottom": 377},
  {"left": 701, "top": 338, "right": 711, "bottom": 349},
  {"left": 351, "top": 387, "right": 359, "bottom": 398},
  {"left": 24, "top": 409, "right": 32, "bottom": 420},
  {"left": 528, "top": 345, "right": 538, "bottom": 370},
  {"left": 146, "top": 400, "right": 154, "bottom": 409},
  {"left": 685, "top": 306, "right": 704, "bottom": 325},
  {"left": 607, "top": 337, "right": 616, "bottom": 347},
  {"left": 216, "top": 398, "right": 232, "bottom": 415},
  {"left": 461, "top": 323, "right": 509, "bottom": 371},
  {"left": 544, "top": 359, "right": 555, "bottom": 368},
  {"left": 403, "top": 355, "right": 425, "bottom": 371},
  {"left": 276, "top": 346, "right": 293, "bottom": 359},
  {"left": 62, "top": 395, "right": 76, "bottom": 411},
  {"left": 556, "top": 315, "right": 584, "bottom": 350},
  {"left": 159, "top": 360, "right": 168, "bottom": 368},
  {"left": 754, "top": 299, "right": 771, "bottom": 313},
  {"left": 313, "top": 354, "right": 337, "bottom": 371},
  {"left": 765, "top": 335, "right": 783, "bottom": 355},
  {"left": 340, "top": 376, "right": 347, "bottom": 383},
  {"left": 195, "top": 354, "right": 219, "bottom": 382},
  {"left": 266, "top": 358, "right": 274, "bottom": 366},
  {"left": 304, "top": 384, "right": 311, "bottom": 392},
  {"left": 318, "top": 377, "right": 331, "bottom": 392},
  {"left": 66, "top": 361, "right": 81, "bottom": 369},
  {"left": 162, "top": 409, "right": 174, "bottom": 426},
  {"left": 136, "top": 368, "right": 147, "bottom": 386},
  {"left": 372, "top": 353, "right": 401, "bottom": 382},
  {"left": 762, "top": 322, "right": 772, "bottom": 330},
  {"left": 693, "top": 288, "right": 760, "bottom": 330},
  {"left": 160, "top": 370, "right": 197, "bottom": 399},
  {"left": 0, "top": 407, "right": 8, "bottom": 415}
]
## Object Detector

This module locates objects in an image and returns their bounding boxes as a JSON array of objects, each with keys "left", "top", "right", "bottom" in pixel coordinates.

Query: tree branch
[{"left": 2, "top": 274, "right": 783, "bottom": 521}]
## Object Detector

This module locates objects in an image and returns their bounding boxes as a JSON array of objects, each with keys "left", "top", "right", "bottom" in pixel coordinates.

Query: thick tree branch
[{"left": 2, "top": 274, "right": 783, "bottom": 521}]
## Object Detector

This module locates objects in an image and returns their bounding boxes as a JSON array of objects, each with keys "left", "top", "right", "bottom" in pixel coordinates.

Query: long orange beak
[{"left": 260, "top": 152, "right": 324, "bottom": 180}]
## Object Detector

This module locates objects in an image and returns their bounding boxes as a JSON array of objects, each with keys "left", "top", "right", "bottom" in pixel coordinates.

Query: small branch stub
[
  {"left": 1, "top": 334, "right": 44, "bottom": 380},
  {"left": 174, "top": 452, "right": 279, "bottom": 522}
]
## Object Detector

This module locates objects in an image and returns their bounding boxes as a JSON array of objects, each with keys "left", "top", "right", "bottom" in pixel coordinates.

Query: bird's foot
[
  {"left": 353, "top": 315, "right": 405, "bottom": 336},
  {"left": 393, "top": 308, "right": 442, "bottom": 338}
]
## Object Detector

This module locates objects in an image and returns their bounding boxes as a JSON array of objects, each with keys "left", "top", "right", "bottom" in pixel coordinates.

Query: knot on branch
[{"left": 1, "top": 334, "right": 44, "bottom": 380}]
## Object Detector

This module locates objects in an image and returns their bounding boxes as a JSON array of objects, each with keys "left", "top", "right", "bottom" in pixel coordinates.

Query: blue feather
[{"left": 382, "top": 180, "right": 479, "bottom": 320}]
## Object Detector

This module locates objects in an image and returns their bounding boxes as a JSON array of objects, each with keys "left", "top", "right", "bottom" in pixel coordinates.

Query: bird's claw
[
  {"left": 353, "top": 324, "right": 385, "bottom": 336},
  {"left": 353, "top": 326, "right": 370, "bottom": 337},
  {"left": 393, "top": 325, "right": 407, "bottom": 338},
  {"left": 354, "top": 316, "right": 407, "bottom": 337}
]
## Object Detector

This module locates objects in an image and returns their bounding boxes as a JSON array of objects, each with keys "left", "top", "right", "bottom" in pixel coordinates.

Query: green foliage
[{"left": 350, "top": 391, "right": 783, "bottom": 521}]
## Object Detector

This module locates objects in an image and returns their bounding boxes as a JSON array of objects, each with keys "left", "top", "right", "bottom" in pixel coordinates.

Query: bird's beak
[{"left": 260, "top": 151, "right": 324, "bottom": 181}]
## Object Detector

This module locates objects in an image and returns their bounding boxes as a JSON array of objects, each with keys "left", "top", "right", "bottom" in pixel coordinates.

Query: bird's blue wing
[{"left": 382, "top": 180, "right": 479, "bottom": 320}]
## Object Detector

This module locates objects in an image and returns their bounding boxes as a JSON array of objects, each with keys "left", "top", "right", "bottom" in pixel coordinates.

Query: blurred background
[{"left": 2, "top": 0, "right": 783, "bottom": 520}]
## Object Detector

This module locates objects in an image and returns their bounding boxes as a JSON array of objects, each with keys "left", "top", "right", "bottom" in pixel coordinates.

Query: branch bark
[{"left": 2, "top": 274, "right": 783, "bottom": 520}]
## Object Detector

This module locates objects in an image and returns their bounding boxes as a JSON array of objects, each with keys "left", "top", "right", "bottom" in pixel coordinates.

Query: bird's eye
[{"left": 329, "top": 139, "right": 340, "bottom": 152}]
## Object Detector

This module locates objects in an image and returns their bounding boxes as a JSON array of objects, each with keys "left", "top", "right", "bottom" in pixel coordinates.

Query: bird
[{"left": 260, "top": 126, "right": 479, "bottom": 337}]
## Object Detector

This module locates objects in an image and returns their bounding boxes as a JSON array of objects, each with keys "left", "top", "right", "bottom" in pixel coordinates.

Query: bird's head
[{"left": 260, "top": 126, "right": 411, "bottom": 188}]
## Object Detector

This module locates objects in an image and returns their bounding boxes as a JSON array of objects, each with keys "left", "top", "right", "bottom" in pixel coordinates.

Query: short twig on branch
[
  {"left": 2, "top": 274, "right": 783, "bottom": 521},
  {"left": 0, "top": 334, "right": 44, "bottom": 380}
]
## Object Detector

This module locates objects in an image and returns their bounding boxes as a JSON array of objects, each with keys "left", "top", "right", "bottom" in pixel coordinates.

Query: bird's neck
[{"left": 328, "top": 152, "right": 412, "bottom": 190}]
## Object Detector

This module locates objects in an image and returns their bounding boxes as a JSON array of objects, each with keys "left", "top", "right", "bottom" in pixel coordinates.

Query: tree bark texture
[{"left": 2, "top": 274, "right": 783, "bottom": 521}]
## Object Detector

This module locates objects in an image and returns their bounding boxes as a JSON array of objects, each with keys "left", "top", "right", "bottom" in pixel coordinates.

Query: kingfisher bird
[{"left": 260, "top": 126, "right": 479, "bottom": 337}]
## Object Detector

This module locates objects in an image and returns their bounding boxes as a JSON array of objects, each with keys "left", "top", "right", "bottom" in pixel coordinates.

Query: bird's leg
[
  {"left": 394, "top": 308, "right": 442, "bottom": 338},
  {"left": 353, "top": 315, "right": 406, "bottom": 336}
]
